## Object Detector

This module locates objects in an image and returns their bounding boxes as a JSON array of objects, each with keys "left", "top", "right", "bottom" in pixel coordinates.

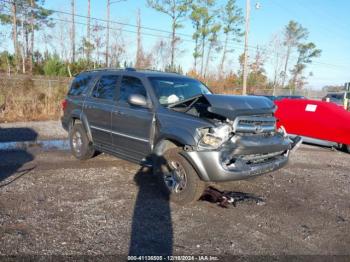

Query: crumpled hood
[{"left": 204, "top": 94, "right": 275, "bottom": 120}]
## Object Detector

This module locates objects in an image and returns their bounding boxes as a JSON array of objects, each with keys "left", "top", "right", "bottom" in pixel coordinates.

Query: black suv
[{"left": 61, "top": 68, "right": 301, "bottom": 204}]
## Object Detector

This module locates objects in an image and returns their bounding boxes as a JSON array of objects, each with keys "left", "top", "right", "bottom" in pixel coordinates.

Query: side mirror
[{"left": 128, "top": 94, "right": 148, "bottom": 107}]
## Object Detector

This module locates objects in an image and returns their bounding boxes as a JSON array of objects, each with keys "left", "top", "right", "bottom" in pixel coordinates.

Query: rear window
[{"left": 68, "top": 74, "right": 93, "bottom": 96}]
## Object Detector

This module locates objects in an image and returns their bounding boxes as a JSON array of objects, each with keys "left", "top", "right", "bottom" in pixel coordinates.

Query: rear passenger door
[
  {"left": 111, "top": 76, "right": 153, "bottom": 161},
  {"left": 84, "top": 74, "right": 119, "bottom": 148}
]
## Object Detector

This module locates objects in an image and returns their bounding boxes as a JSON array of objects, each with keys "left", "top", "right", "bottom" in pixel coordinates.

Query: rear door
[
  {"left": 111, "top": 75, "right": 153, "bottom": 161},
  {"left": 83, "top": 74, "right": 120, "bottom": 148}
]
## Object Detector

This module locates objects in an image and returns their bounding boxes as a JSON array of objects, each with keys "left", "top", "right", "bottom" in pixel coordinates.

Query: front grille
[
  {"left": 240, "top": 151, "right": 285, "bottom": 164},
  {"left": 233, "top": 115, "right": 276, "bottom": 134},
  {"left": 224, "top": 151, "right": 286, "bottom": 171}
]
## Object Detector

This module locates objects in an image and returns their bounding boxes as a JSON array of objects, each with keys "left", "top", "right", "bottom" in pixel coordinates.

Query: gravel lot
[{"left": 0, "top": 122, "right": 349, "bottom": 259}]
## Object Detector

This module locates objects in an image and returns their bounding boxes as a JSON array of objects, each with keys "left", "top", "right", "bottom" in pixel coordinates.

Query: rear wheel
[
  {"left": 69, "top": 123, "right": 95, "bottom": 160},
  {"left": 154, "top": 148, "right": 205, "bottom": 205}
]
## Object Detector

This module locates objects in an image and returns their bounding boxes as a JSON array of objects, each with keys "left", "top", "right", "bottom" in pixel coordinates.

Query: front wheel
[
  {"left": 346, "top": 144, "right": 350, "bottom": 153},
  {"left": 154, "top": 148, "right": 205, "bottom": 205}
]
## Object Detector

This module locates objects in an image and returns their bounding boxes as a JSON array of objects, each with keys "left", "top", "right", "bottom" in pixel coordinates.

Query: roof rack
[
  {"left": 77, "top": 67, "right": 136, "bottom": 73},
  {"left": 77, "top": 67, "right": 180, "bottom": 75},
  {"left": 135, "top": 68, "right": 180, "bottom": 74}
]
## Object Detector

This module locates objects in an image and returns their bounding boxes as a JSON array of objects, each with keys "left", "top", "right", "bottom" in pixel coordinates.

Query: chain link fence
[
  {"left": 0, "top": 74, "right": 72, "bottom": 122},
  {"left": 0, "top": 73, "right": 327, "bottom": 122}
]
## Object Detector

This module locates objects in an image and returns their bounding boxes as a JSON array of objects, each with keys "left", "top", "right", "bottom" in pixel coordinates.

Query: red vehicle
[{"left": 274, "top": 98, "right": 350, "bottom": 152}]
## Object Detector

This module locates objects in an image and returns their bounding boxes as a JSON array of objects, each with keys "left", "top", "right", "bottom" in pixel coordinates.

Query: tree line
[{"left": 0, "top": 0, "right": 321, "bottom": 93}]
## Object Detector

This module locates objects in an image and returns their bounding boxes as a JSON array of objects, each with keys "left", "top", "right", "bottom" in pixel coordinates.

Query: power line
[
  {"left": 45, "top": 5, "right": 350, "bottom": 69},
  {"left": 3, "top": 12, "right": 348, "bottom": 70}
]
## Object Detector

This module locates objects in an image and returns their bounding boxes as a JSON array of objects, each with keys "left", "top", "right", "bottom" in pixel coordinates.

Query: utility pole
[
  {"left": 87, "top": 0, "right": 91, "bottom": 61},
  {"left": 135, "top": 8, "right": 142, "bottom": 68},
  {"left": 106, "top": 0, "right": 110, "bottom": 67},
  {"left": 71, "top": 0, "right": 76, "bottom": 63},
  {"left": 242, "top": 0, "right": 250, "bottom": 95}
]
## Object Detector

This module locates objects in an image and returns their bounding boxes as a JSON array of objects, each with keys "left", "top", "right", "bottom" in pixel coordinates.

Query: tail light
[{"left": 61, "top": 99, "right": 67, "bottom": 111}]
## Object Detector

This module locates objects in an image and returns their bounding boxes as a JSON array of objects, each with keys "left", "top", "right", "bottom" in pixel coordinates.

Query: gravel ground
[
  {"left": 0, "top": 142, "right": 349, "bottom": 258},
  {"left": 0, "top": 121, "right": 349, "bottom": 259}
]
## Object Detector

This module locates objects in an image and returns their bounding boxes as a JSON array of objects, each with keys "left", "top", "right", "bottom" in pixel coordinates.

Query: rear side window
[
  {"left": 331, "top": 94, "right": 342, "bottom": 99},
  {"left": 119, "top": 76, "right": 147, "bottom": 103},
  {"left": 68, "top": 74, "right": 93, "bottom": 96},
  {"left": 91, "top": 75, "right": 119, "bottom": 101}
]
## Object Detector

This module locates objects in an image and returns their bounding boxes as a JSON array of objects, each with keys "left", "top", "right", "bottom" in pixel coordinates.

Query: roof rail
[
  {"left": 76, "top": 67, "right": 180, "bottom": 75},
  {"left": 136, "top": 68, "right": 180, "bottom": 74},
  {"left": 82, "top": 67, "right": 125, "bottom": 73}
]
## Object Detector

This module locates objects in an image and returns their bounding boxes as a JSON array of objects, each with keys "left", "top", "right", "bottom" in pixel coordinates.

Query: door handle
[{"left": 114, "top": 110, "right": 125, "bottom": 116}]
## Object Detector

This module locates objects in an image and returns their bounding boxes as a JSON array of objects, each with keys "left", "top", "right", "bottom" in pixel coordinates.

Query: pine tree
[{"left": 147, "top": 0, "right": 193, "bottom": 67}]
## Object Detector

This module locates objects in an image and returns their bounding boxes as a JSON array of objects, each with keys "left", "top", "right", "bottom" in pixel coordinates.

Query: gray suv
[{"left": 61, "top": 68, "right": 301, "bottom": 204}]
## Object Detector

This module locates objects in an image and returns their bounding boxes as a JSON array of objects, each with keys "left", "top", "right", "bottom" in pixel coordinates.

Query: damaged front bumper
[{"left": 182, "top": 134, "right": 302, "bottom": 182}]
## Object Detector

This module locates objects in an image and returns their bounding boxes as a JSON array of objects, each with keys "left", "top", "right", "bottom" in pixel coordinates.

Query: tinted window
[
  {"left": 119, "top": 76, "right": 147, "bottom": 103},
  {"left": 91, "top": 75, "right": 119, "bottom": 100},
  {"left": 68, "top": 74, "right": 93, "bottom": 96}
]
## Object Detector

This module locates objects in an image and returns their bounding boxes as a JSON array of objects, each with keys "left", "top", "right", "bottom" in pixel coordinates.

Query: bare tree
[
  {"left": 50, "top": 14, "right": 71, "bottom": 62},
  {"left": 11, "top": 1, "right": 19, "bottom": 72},
  {"left": 106, "top": 0, "right": 127, "bottom": 67},
  {"left": 20, "top": 15, "right": 26, "bottom": 73},
  {"left": 204, "top": 23, "right": 221, "bottom": 78},
  {"left": 152, "top": 39, "right": 171, "bottom": 69},
  {"left": 92, "top": 21, "right": 105, "bottom": 65},
  {"left": 110, "top": 30, "right": 126, "bottom": 68},
  {"left": 269, "top": 33, "right": 285, "bottom": 95},
  {"left": 29, "top": 0, "right": 35, "bottom": 73},
  {"left": 71, "top": 0, "right": 76, "bottom": 63}
]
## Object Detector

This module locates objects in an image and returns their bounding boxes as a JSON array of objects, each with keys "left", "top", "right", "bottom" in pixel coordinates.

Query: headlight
[
  {"left": 198, "top": 124, "right": 232, "bottom": 149},
  {"left": 201, "top": 133, "right": 223, "bottom": 148}
]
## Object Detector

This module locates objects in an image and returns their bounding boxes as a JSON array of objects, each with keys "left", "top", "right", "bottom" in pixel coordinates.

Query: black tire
[
  {"left": 154, "top": 148, "right": 205, "bottom": 205},
  {"left": 69, "top": 123, "right": 95, "bottom": 160}
]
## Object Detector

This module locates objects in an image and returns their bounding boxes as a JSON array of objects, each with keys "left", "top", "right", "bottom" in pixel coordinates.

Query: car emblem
[{"left": 254, "top": 123, "right": 263, "bottom": 133}]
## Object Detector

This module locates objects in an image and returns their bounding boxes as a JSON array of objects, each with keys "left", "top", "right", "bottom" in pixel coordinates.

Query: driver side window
[{"left": 119, "top": 76, "right": 147, "bottom": 104}]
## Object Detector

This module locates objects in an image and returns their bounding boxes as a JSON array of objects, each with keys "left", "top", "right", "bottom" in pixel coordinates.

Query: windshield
[{"left": 149, "top": 77, "right": 211, "bottom": 105}]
